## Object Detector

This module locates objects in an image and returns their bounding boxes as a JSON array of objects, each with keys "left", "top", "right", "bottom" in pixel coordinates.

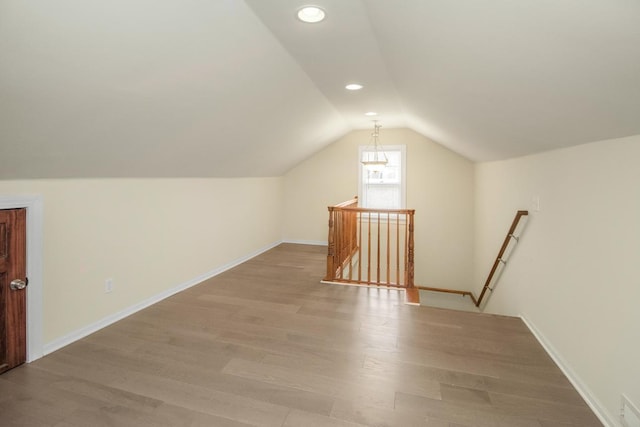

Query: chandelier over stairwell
[{"left": 361, "top": 121, "right": 388, "bottom": 172}]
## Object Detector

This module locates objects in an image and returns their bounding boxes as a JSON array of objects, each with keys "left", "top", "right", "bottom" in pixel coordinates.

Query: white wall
[
  {"left": 4, "top": 128, "right": 633, "bottom": 425},
  {"left": 0, "top": 177, "right": 283, "bottom": 345},
  {"left": 283, "top": 128, "right": 475, "bottom": 290},
  {"left": 475, "top": 135, "right": 640, "bottom": 426}
]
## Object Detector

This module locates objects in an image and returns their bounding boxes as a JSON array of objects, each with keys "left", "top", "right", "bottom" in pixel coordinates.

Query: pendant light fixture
[{"left": 361, "top": 121, "right": 388, "bottom": 172}]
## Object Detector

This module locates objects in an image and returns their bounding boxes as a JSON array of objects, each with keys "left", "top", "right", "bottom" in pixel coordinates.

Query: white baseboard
[
  {"left": 282, "top": 239, "right": 327, "bottom": 246},
  {"left": 519, "top": 314, "right": 616, "bottom": 427},
  {"left": 43, "top": 240, "right": 283, "bottom": 355}
]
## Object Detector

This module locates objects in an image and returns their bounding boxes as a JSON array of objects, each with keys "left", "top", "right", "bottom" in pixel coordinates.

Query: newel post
[
  {"left": 407, "top": 210, "right": 415, "bottom": 288},
  {"left": 325, "top": 207, "right": 336, "bottom": 281}
]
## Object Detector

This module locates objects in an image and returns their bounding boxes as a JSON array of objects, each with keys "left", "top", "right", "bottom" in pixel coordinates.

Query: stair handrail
[
  {"left": 415, "top": 209, "right": 528, "bottom": 308},
  {"left": 475, "top": 210, "right": 529, "bottom": 307},
  {"left": 325, "top": 197, "right": 415, "bottom": 289}
]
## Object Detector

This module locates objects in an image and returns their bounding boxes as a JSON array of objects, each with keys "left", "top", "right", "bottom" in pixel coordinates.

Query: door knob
[{"left": 10, "top": 279, "right": 27, "bottom": 291}]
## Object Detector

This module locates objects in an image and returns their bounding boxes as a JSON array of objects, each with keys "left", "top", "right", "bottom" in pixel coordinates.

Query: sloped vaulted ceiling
[
  {"left": 0, "top": 0, "right": 348, "bottom": 178},
  {"left": 1, "top": 0, "right": 640, "bottom": 179}
]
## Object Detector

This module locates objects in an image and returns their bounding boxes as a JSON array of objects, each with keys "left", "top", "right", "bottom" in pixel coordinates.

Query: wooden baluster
[
  {"left": 367, "top": 212, "right": 371, "bottom": 284},
  {"left": 403, "top": 213, "right": 408, "bottom": 286},
  {"left": 339, "top": 210, "right": 343, "bottom": 279},
  {"left": 348, "top": 210, "right": 353, "bottom": 281},
  {"left": 351, "top": 210, "right": 357, "bottom": 253},
  {"left": 342, "top": 211, "right": 347, "bottom": 278},
  {"left": 386, "top": 212, "right": 390, "bottom": 285},
  {"left": 358, "top": 212, "right": 362, "bottom": 283},
  {"left": 376, "top": 212, "right": 381, "bottom": 284},
  {"left": 336, "top": 210, "right": 341, "bottom": 279},
  {"left": 396, "top": 213, "right": 400, "bottom": 286}
]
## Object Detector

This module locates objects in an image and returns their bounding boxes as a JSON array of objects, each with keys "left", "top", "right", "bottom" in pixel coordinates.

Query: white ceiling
[{"left": 1, "top": 0, "right": 639, "bottom": 178}]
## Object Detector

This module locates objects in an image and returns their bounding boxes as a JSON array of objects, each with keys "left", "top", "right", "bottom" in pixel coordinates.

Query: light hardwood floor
[{"left": 0, "top": 244, "right": 602, "bottom": 426}]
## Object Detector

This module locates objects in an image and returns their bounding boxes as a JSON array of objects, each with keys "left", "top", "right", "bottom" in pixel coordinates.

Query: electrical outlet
[
  {"left": 105, "top": 278, "right": 113, "bottom": 293},
  {"left": 622, "top": 395, "right": 640, "bottom": 427}
]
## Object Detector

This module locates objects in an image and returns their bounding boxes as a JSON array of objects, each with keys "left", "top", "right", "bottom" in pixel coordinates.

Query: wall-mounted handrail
[
  {"left": 475, "top": 210, "right": 528, "bottom": 307},
  {"left": 415, "top": 209, "right": 528, "bottom": 308}
]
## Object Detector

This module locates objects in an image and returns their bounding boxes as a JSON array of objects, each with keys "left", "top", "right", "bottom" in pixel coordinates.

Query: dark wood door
[{"left": 0, "top": 209, "right": 27, "bottom": 374}]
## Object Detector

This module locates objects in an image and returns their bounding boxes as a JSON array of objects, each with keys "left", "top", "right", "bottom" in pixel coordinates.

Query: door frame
[{"left": 0, "top": 195, "right": 43, "bottom": 362}]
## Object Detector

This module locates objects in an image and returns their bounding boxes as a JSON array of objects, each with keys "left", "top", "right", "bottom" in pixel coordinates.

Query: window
[{"left": 359, "top": 145, "right": 406, "bottom": 209}]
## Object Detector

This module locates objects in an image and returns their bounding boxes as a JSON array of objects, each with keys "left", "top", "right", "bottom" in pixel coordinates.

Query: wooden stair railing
[
  {"left": 474, "top": 210, "right": 528, "bottom": 307},
  {"left": 416, "top": 210, "right": 528, "bottom": 308},
  {"left": 325, "top": 197, "right": 416, "bottom": 289},
  {"left": 326, "top": 197, "right": 359, "bottom": 282},
  {"left": 417, "top": 286, "right": 479, "bottom": 306}
]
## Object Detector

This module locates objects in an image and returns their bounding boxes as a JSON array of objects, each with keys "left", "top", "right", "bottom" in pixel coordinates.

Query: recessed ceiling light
[
  {"left": 365, "top": 112, "right": 378, "bottom": 116},
  {"left": 297, "top": 6, "right": 326, "bottom": 23},
  {"left": 345, "top": 83, "right": 363, "bottom": 91}
]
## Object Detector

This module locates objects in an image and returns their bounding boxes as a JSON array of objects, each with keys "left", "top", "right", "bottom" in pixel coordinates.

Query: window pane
[
  {"left": 364, "top": 183, "right": 400, "bottom": 209},
  {"left": 361, "top": 148, "right": 403, "bottom": 209}
]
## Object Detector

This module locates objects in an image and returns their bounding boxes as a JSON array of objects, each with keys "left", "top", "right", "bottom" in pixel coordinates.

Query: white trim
[
  {"left": 0, "top": 195, "right": 44, "bottom": 363},
  {"left": 282, "top": 239, "right": 327, "bottom": 246},
  {"left": 43, "top": 239, "right": 282, "bottom": 355},
  {"left": 519, "top": 314, "right": 615, "bottom": 427}
]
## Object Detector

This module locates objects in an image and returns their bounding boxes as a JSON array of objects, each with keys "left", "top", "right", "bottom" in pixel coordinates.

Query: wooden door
[{"left": 0, "top": 209, "right": 27, "bottom": 374}]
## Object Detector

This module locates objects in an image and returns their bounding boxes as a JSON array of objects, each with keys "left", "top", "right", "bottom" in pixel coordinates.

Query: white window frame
[{"left": 358, "top": 144, "right": 407, "bottom": 210}]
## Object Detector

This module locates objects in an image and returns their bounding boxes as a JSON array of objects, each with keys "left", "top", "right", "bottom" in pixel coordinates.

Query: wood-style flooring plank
[{"left": 0, "top": 243, "right": 601, "bottom": 426}]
